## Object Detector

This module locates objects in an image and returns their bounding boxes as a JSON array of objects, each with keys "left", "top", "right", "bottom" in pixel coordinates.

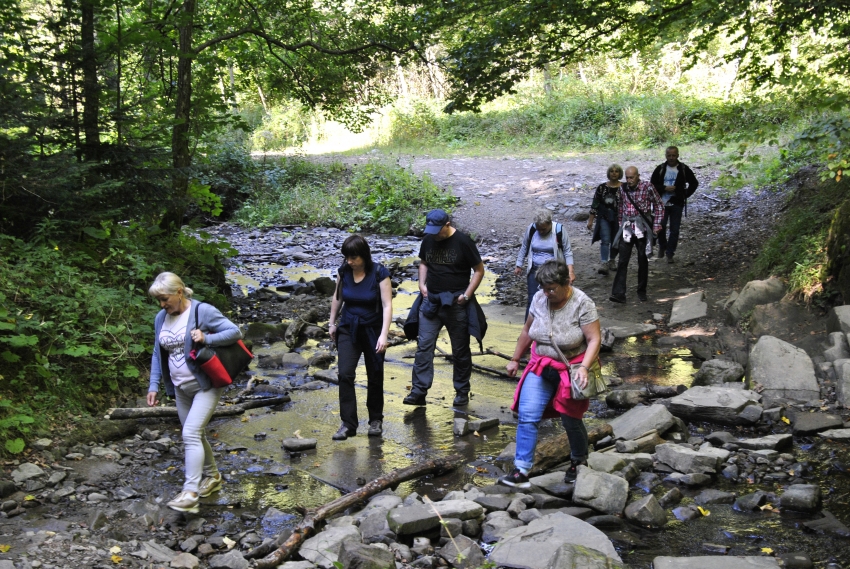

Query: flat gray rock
[
  {"left": 655, "top": 443, "right": 723, "bottom": 474},
  {"left": 10, "top": 462, "right": 44, "bottom": 484},
  {"left": 791, "top": 412, "right": 844, "bottom": 435},
  {"left": 607, "top": 404, "right": 676, "bottom": 440},
  {"left": 281, "top": 438, "right": 318, "bottom": 451},
  {"left": 735, "top": 434, "right": 792, "bottom": 451},
  {"left": 669, "top": 291, "right": 707, "bottom": 325},
  {"left": 818, "top": 428, "right": 850, "bottom": 440},
  {"left": 300, "top": 524, "right": 361, "bottom": 568},
  {"left": 653, "top": 557, "right": 780, "bottom": 569},
  {"left": 668, "top": 386, "right": 762, "bottom": 425},
  {"left": 747, "top": 336, "right": 819, "bottom": 404},
  {"left": 387, "top": 504, "right": 440, "bottom": 535},
  {"left": 489, "top": 512, "right": 621, "bottom": 568},
  {"left": 431, "top": 499, "right": 484, "bottom": 520},
  {"left": 599, "top": 318, "right": 656, "bottom": 338}
]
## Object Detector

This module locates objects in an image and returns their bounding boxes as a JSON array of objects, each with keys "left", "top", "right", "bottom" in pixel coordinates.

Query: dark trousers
[
  {"left": 336, "top": 327, "right": 384, "bottom": 430},
  {"left": 612, "top": 235, "right": 648, "bottom": 297},
  {"left": 411, "top": 302, "right": 471, "bottom": 396},
  {"left": 657, "top": 204, "right": 683, "bottom": 258},
  {"left": 525, "top": 265, "right": 540, "bottom": 321}
]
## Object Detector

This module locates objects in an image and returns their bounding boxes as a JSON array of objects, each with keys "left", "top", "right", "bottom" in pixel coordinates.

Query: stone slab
[
  {"left": 747, "top": 336, "right": 819, "bottom": 404},
  {"left": 668, "top": 386, "right": 762, "bottom": 425},
  {"left": 669, "top": 291, "right": 707, "bottom": 325},
  {"left": 653, "top": 557, "right": 780, "bottom": 569},
  {"left": 607, "top": 404, "right": 676, "bottom": 441},
  {"left": 599, "top": 318, "right": 656, "bottom": 339}
]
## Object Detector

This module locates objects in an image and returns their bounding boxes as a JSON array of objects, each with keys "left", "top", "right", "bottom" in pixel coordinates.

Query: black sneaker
[
  {"left": 498, "top": 468, "right": 531, "bottom": 488},
  {"left": 563, "top": 459, "right": 588, "bottom": 482},
  {"left": 609, "top": 294, "right": 626, "bottom": 304},
  {"left": 332, "top": 425, "right": 356, "bottom": 441},
  {"left": 453, "top": 393, "right": 469, "bottom": 406},
  {"left": 637, "top": 292, "right": 648, "bottom": 302},
  {"left": 403, "top": 392, "right": 426, "bottom": 406}
]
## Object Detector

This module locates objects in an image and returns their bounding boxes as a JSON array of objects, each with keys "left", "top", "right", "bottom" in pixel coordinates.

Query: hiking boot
[
  {"left": 167, "top": 491, "right": 199, "bottom": 513},
  {"left": 403, "top": 392, "right": 427, "bottom": 406},
  {"left": 597, "top": 262, "right": 609, "bottom": 275},
  {"left": 367, "top": 420, "right": 383, "bottom": 437},
  {"left": 332, "top": 424, "right": 356, "bottom": 440},
  {"left": 453, "top": 393, "right": 469, "bottom": 406},
  {"left": 608, "top": 259, "right": 617, "bottom": 272},
  {"left": 563, "top": 459, "right": 588, "bottom": 482},
  {"left": 667, "top": 256, "right": 675, "bottom": 264},
  {"left": 498, "top": 468, "right": 531, "bottom": 489},
  {"left": 198, "top": 472, "right": 222, "bottom": 498},
  {"left": 609, "top": 294, "right": 626, "bottom": 304}
]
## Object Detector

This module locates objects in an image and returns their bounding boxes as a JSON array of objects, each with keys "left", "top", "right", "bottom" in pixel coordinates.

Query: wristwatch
[{"left": 460, "top": 293, "right": 469, "bottom": 301}]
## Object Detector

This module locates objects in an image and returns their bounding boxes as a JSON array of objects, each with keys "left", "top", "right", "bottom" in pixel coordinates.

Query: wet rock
[
  {"left": 255, "top": 344, "right": 293, "bottom": 368},
  {"left": 339, "top": 541, "right": 395, "bottom": 569},
  {"left": 776, "top": 552, "right": 813, "bottom": 569},
  {"left": 605, "top": 390, "right": 647, "bottom": 409},
  {"left": 300, "top": 524, "right": 361, "bottom": 569},
  {"left": 633, "top": 472, "right": 661, "bottom": 492},
  {"left": 658, "top": 488, "right": 683, "bottom": 508},
  {"left": 671, "top": 505, "right": 702, "bottom": 522},
  {"left": 735, "top": 433, "right": 792, "bottom": 451},
  {"left": 669, "top": 291, "right": 707, "bottom": 325},
  {"left": 608, "top": 404, "right": 676, "bottom": 441},
  {"left": 624, "top": 495, "right": 667, "bottom": 527},
  {"left": 668, "top": 386, "right": 762, "bottom": 425},
  {"left": 11, "top": 462, "right": 44, "bottom": 484},
  {"left": 779, "top": 484, "right": 821, "bottom": 513},
  {"left": 655, "top": 443, "right": 724, "bottom": 474},
  {"left": 453, "top": 419, "right": 468, "bottom": 436},
  {"left": 281, "top": 352, "right": 309, "bottom": 368},
  {"left": 824, "top": 331, "right": 850, "bottom": 362},
  {"left": 654, "top": 556, "right": 780, "bottom": 568},
  {"left": 387, "top": 504, "right": 440, "bottom": 535},
  {"left": 489, "top": 512, "right": 622, "bottom": 567},
  {"left": 664, "top": 473, "right": 711, "bottom": 487},
  {"left": 599, "top": 318, "right": 656, "bottom": 338},
  {"left": 312, "top": 277, "right": 337, "bottom": 296},
  {"left": 818, "top": 428, "right": 850, "bottom": 440},
  {"left": 733, "top": 491, "right": 772, "bottom": 511},
  {"left": 281, "top": 438, "right": 317, "bottom": 451},
  {"left": 481, "top": 511, "right": 524, "bottom": 543},
  {"left": 314, "top": 368, "right": 339, "bottom": 383},
  {"left": 692, "top": 360, "right": 745, "bottom": 386},
  {"left": 726, "top": 277, "right": 786, "bottom": 323},
  {"left": 802, "top": 510, "right": 850, "bottom": 536},
  {"left": 243, "top": 322, "right": 287, "bottom": 343},
  {"left": 438, "top": 534, "right": 484, "bottom": 569},
  {"left": 467, "top": 417, "right": 499, "bottom": 431},
  {"left": 208, "top": 549, "right": 250, "bottom": 569},
  {"left": 171, "top": 552, "right": 200, "bottom": 569},
  {"left": 572, "top": 467, "right": 628, "bottom": 515},
  {"left": 790, "top": 412, "right": 844, "bottom": 436},
  {"left": 747, "top": 336, "right": 819, "bottom": 404},
  {"left": 694, "top": 489, "right": 736, "bottom": 505}
]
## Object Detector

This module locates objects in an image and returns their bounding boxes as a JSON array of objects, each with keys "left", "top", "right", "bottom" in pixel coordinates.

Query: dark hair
[
  {"left": 535, "top": 260, "right": 570, "bottom": 287},
  {"left": 341, "top": 234, "right": 373, "bottom": 273}
]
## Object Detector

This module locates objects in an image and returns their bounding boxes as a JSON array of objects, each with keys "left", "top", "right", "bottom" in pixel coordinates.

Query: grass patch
[
  {"left": 749, "top": 173, "right": 847, "bottom": 301},
  {"left": 233, "top": 157, "right": 456, "bottom": 233}
]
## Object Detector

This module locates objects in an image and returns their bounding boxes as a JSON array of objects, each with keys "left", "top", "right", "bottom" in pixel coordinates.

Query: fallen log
[
  {"left": 530, "top": 423, "right": 613, "bottom": 475},
  {"left": 104, "top": 395, "right": 290, "bottom": 420},
  {"left": 250, "top": 454, "right": 465, "bottom": 568}
]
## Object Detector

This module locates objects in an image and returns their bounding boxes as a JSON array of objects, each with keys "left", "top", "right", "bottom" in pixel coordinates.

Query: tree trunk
[
  {"left": 250, "top": 454, "right": 465, "bottom": 568},
  {"left": 164, "top": 0, "right": 196, "bottom": 230},
  {"left": 530, "top": 423, "right": 613, "bottom": 475},
  {"left": 826, "top": 194, "right": 850, "bottom": 303},
  {"left": 105, "top": 395, "right": 290, "bottom": 419},
  {"left": 80, "top": 0, "right": 100, "bottom": 161}
]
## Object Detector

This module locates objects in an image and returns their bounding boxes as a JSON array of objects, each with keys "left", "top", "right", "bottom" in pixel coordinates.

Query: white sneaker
[
  {"left": 198, "top": 472, "right": 222, "bottom": 497},
  {"left": 167, "top": 491, "right": 199, "bottom": 513}
]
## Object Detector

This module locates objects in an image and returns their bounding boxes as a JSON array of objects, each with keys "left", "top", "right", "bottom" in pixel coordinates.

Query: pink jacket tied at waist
[{"left": 511, "top": 343, "right": 590, "bottom": 420}]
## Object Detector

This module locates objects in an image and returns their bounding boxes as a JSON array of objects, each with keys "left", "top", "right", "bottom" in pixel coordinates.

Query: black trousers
[
  {"left": 612, "top": 235, "right": 648, "bottom": 297},
  {"left": 336, "top": 327, "right": 385, "bottom": 430}
]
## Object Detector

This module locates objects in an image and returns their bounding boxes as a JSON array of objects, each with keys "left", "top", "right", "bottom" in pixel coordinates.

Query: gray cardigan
[{"left": 148, "top": 299, "right": 242, "bottom": 396}]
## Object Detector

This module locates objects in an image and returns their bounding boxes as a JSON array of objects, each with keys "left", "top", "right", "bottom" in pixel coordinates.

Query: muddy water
[{"left": 210, "top": 239, "right": 850, "bottom": 568}]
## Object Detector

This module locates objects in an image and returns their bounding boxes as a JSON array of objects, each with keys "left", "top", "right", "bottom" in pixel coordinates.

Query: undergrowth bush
[
  {"left": 233, "top": 158, "right": 455, "bottom": 233},
  {"left": 0, "top": 221, "right": 235, "bottom": 454}
]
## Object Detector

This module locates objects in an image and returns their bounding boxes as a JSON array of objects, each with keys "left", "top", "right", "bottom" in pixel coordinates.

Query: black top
[
  {"left": 419, "top": 231, "right": 482, "bottom": 294},
  {"left": 649, "top": 161, "right": 699, "bottom": 206}
]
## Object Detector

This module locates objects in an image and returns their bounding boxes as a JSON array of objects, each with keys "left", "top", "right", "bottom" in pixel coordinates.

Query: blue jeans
[
  {"left": 597, "top": 217, "right": 617, "bottom": 262},
  {"left": 514, "top": 366, "right": 588, "bottom": 472},
  {"left": 411, "top": 301, "right": 471, "bottom": 396},
  {"left": 657, "top": 205, "right": 683, "bottom": 258}
]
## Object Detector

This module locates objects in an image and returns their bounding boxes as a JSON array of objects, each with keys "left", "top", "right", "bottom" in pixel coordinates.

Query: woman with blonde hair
[
  {"left": 147, "top": 272, "right": 242, "bottom": 513},
  {"left": 587, "top": 164, "right": 623, "bottom": 275}
]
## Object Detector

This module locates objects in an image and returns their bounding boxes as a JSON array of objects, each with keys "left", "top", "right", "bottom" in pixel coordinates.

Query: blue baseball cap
[{"left": 424, "top": 209, "right": 449, "bottom": 234}]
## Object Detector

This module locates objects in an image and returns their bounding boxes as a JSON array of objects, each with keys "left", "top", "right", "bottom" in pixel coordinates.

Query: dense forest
[{"left": 1, "top": 0, "right": 849, "bottom": 452}]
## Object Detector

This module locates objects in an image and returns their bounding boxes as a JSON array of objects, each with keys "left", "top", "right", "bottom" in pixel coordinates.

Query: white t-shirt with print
[{"left": 159, "top": 308, "right": 196, "bottom": 387}]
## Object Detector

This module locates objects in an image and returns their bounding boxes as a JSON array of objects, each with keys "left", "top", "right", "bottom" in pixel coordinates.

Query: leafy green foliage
[
  {"left": 233, "top": 157, "right": 455, "bottom": 233},
  {"left": 0, "top": 221, "right": 235, "bottom": 452}
]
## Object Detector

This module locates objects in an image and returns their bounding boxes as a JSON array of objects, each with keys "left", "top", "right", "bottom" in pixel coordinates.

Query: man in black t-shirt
[{"left": 404, "top": 209, "right": 485, "bottom": 407}]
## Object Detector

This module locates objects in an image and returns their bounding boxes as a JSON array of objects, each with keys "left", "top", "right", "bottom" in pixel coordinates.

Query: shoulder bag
[
  {"left": 189, "top": 303, "right": 253, "bottom": 388},
  {"left": 547, "top": 303, "right": 606, "bottom": 400}
]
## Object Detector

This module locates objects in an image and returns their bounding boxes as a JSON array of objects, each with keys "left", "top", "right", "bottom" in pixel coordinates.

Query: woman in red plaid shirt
[{"left": 610, "top": 166, "right": 663, "bottom": 303}]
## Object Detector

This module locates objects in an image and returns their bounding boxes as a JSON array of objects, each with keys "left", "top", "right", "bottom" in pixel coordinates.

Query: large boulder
[
  {"left": 823, "top": 331, "right": 850, "bottom": 362},
  {"left": 607, "top": 404, "right": 676, "bottom": 441},
  {"left": 827, "top": 305, "right": 850, "bottom": 336},
  {"left": 489, "top": 512, "right": 621, "bottom": 569},
  {"left": 746, "top": 336, "right": 819, "bottom": 404},
  {"left": 572, "top": 467, "right": 629, "bottom": 515},
  {"left": 726, "top": 277, "right": 786, "bottom": 323},
  {"left": 668, "top": 386, "right": 762, "bottom": 425},
  {"left": 692, "top": 359, "right": 745, "bottom": 386},
  {"left": 669, "top": 291, "right": 707, "bottom": 325}
]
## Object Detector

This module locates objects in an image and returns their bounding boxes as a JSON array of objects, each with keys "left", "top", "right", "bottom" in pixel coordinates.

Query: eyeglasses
[{"left": 537, "top": 285, "right": 561, "bottom": 295}]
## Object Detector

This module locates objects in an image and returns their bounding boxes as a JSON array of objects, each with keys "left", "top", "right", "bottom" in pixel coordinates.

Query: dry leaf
[
  {"left": 240, "top": 416, "right": 248, "bottom": 422},
  {"left": 111, "top": 555, "right": 123, "bottom": 564},
  {"left": 781, "top": 417, "right": 790, "bottom": 424},
  {"left": 761, "top": 547, "right": 773, "bottom": 554},
  {"left": 223, "top": 536, "right": 236, "bottom": 549},
  {"left": 697, "top": 506, "right": 710, "bottom": 516},
  {"left": 293, "top": 430, "right": 302, "bottom": 439},
  {"left": 109, "top": 546, "right": 122, "bottom": 554},
  {"left": 0, "top": 545, "right": 10, "bottom": 553},
  {"left": 759, "top": 503, "right": 773, "bottom": 511},
  {"left": 473, "top": 431, "right": 480, "bottom": 437}
]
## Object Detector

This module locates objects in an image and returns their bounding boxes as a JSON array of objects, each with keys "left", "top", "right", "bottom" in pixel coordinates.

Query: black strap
[
  {"left": 528, "top": 223, "right": 564, "bottom": 252},
  {"left": 621, "top": 186, "right": 654, "bottom": 229}
]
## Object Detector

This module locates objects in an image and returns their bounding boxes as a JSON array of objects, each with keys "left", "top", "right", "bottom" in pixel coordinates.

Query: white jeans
[{"left": 175, "top": 381, "right": 224, "bottom": 493}]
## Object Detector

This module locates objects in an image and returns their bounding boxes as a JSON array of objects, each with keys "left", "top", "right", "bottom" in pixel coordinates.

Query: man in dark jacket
[
  {"left": 403, "top": 209, "right": 485, "bottom": 407},
  {"left": 649, "top": 146, "right": 699, "bottom": 263}
]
